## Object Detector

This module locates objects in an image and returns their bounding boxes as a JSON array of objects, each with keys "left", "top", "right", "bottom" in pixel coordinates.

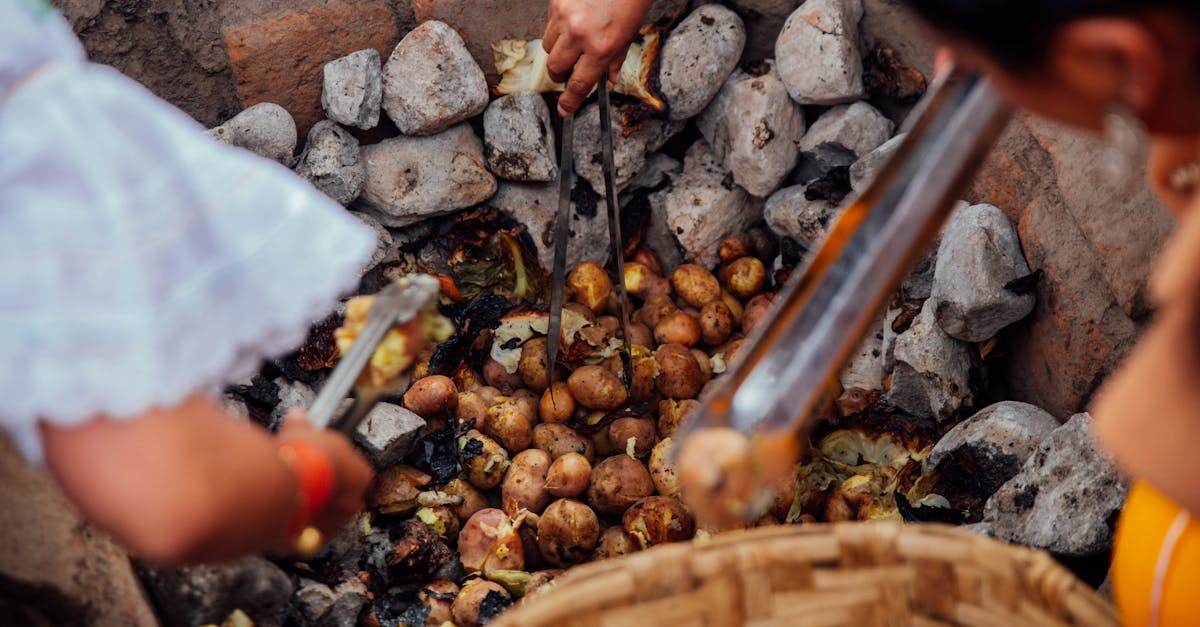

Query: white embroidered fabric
[{"left": 0, "top": 0, "right": 376, "bottom": 462}]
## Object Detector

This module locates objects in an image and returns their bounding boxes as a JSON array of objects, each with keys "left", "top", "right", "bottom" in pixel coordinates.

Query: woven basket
[{"left": 494, "top": 522, "right": 1117, "bottom": 627}]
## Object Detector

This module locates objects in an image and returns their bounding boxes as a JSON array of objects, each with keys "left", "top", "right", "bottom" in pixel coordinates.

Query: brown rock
[{"left": 222, "top": 0, "right": 404, "bottom": 137}]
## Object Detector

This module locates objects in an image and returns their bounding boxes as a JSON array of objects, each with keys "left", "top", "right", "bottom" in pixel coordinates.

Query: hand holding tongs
[{"left": 673, "top": 68, "right": 1013, "bottom": 523}]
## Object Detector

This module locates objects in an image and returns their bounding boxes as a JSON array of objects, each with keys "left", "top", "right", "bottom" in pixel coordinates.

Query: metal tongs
[
  {"left": 307, "top": 274, "right": 442, "bottom": 435},
  {"left": 674, "top": 69, "right": 1012, "bottom": 519}
]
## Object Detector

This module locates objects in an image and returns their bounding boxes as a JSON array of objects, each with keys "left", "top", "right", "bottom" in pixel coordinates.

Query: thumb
[{"left": 279, "top": 408, "right": 315, "bottom": 434}]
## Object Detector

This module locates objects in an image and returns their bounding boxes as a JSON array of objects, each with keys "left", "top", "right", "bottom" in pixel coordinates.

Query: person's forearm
[{"left": 41, "top": 394, "right": 298, "bottom": 563}]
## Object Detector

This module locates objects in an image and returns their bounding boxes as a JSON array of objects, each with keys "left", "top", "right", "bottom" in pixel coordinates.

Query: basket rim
[{"left": 493, "top": 521, "right": 1118, "bottom": 627}]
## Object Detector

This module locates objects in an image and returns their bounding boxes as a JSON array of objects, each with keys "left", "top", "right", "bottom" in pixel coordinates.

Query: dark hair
[{"left": 902, "top": 0, "right": 1200, "bottom": 69}]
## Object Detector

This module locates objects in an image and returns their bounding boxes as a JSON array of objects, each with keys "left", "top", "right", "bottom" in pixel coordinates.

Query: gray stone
[
  {"left": 489, "top": 181, "right": 611, "bottom": 270},
  {"left": 850, "top": 133, "right": 904, "bottom": 191},
  {"left": 886, "top": 303, "right": 973, "bottom": 421},
  {"left": 572, "top": 103, "right": 676, "bottom": 196},
  {"left": 483, "top": 92, "right": 557, "bottom": 183},
  {"left": 764, "top": 184, "right": 838, "bottom": 250},
  {"left": 222, "top": 395, "right": 250, "bottom": 420},
  {"left": 984, "top": 413, "right": 1130, "bottom": 556},
  {"left": 664, "top": 140, "right": 764, "bottom": 268},
  {"left": 358, "top": 124, "right": 496, "bottom": 227},
  {"left": 725, "top": 0, "right": 804, "bottom": 62},
  {"left": 295, "top": 580, "right": 337, "bottom": 624},
  {"left": 800, "top": 101, "right": 894, "bottom": 157},
  {"left": 792, "top": 142, "right": 858, "bottom": 187},
  {"left": 720, "top": 70, "right": 805, "bottom": 197},
  {"left": 931, "top": 203, "right": 1036, "bottom": 342},
  {"left": 353, "top": 402, "right": 428, "bottom": 468},
  {"left": 381, "top": 21, "right": 489, "bottom": 136},
  {"left": 627, "top": 152, "right": 683, "bottom": 194},
  {"left": 925, "top": 402, "right": 1061, "bottom": 499},
  {"left": 347, "top": 211, "right": 395, "bottom": 275},
  {"left": 644, "top": 166, "right": 687, "bottom": 274},
  {"left": 659, "top": 5, "right": 746, "bottom": 121},
  {"left": 776, "top": 0, "right": 865, "bottom": 105},
  {"left": 295, "top": 121, "right": 366, "bottom": 206},
  {"left": 900, "top": 241, "right": 938, "bottom": 301},
  {"left": 318, "top": 580, "right": 370, "bottom": 627},
  {"left": 839, "top": 312, "right": 886, "bottom": 392},
  {"left": 208, "top": 103, "right": 298, "bottom": 166},
  {"left": 270, "top": 378, "right": 315, "bottom": 427},
  {"left": 321, "top": 49, "right": 383, "bottom": 130},
  {"left": 137, "top": 557, "right": 293, "bottom": 627},
  {"left": 696, "top": 69, "right": 746, "bottom": 155}
]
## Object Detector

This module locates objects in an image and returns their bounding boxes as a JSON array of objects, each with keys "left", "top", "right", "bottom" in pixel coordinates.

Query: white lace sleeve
[{"left": 0, "top": 58, "right": 376, "bottom": 463}]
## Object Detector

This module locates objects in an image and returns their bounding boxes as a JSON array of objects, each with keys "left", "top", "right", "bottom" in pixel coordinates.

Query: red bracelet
[{"left": 278, "top": 441, "right": 335, "bottom": 535}]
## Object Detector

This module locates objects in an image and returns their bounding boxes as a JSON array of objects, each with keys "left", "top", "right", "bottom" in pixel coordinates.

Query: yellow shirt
[{"left": 1113, "top": 482, "right": 1200, "bottom": 626}]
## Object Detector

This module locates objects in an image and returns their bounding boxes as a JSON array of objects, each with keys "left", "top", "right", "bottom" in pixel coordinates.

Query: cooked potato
[
  {"left": 608, "top": 417, "right": 656, "bottom": 459},
  {"left": 592, "top": 526, "right": 641, "bottom": 561},
  {"left": 631, "top": 248, "right": 663, "bottom": 274},
  {"left": 626, "top": 321, "right": 654, "bottom": 349},
  {"left": 721, "top": 256, "right": 767, "bottom": 299},
  {"left": 671, "top": 264, "right": 721, "bottom": 308},
  {"left": 458, "top": 509, "right": 525, "bottom": 574},
  {"left": 452, "top": 363, "right": 484, "bottom": 393},
  {"left": 657, "top": 398, "right": 700, "bottom": 438},
  {"left": 538, "top": 382, "right": 576, "bottom": 424},
  {"left": 502, "top": 449, "right": 552, "bottom": 515},
  {"left": 456, "top": 390, "right": 491, "bottom": 429},
  {"left": 368, "top": 465, "right": 431, "bottom": 517},
  {"left": 720, "top": 291, "right": 744, "bottom": 324},
  {"left": 518, "top": 523, "right": 548, "bottom": 573},
  {"left": 568, "top": 261, "right": 613, "bottom": 313},
  {"left": 676, "top": 427, "right": 755, "bottom": 531},
  {"left": 419, "top": 580, "right": 460, "bottom": 627},
  {"left": 544, "top": 452, "right": 592, "bottom": 498},
  {"left": 629, "top": 348, "right": 660, "bottom": 403},
  {"left": 442, "top": 478, "right": 490, "bottom": 523},
  {"left": 654, "top": 343, "right": 704, "bottom": 400},
  {"left": 517, "top": 337, "right": 551, "bottom": 392},
  {"left": 636, "top": 292, "right": 678, "bottom": 328},
  {"left": 563, "top": 302, "right": 599, "bottom": 326},
  {"left": 692, "top": 348, "right": 713, "bottom": 383},
  {"left": 623, "top": 263, "right": 671, "bottom": 299},
  {"left": 588, "top": 454, "right": 655, "bottom": 515},
  {"left": 743, "top": 293, "right": 778, "bottom": 336},
  {"left": 597, "top": 316, "right": 621, "bottom": 337},
  {"left": 622, "top": 496, "right": 694, "bottom": 548},
  {"left": 747, "top": 226, "right": 779, "bottom": 265},
  {"left": 699, "top": 301, "right": 736, "bottom": 347},
  {"left": 524, "top": 570, "right": 562, "bottom": 599},
  {"left": 712, "top": 339, "right": 748, "bottom": 375},
  {"left": 403, "top": 375, "right": 459, "bottom": 418},
  {"left": 451, "top": 579, "right": 512, "bottom": 627},
  {"left": 653, "top": 311, "right": 702, "bottom": 347},
  {"left": 649, "top": 437, "right": 680, "bottom": 497},
  {"left": 567, "top": 365, "right": 627, "bottom": 410},
  {"left": 460, "top": 430, "right": 511, "bottom": 490},
  {"left": 533, "top": 424, "right": 595, "bottom": 462},
  {"left": 483, "top": 395, "right": 535, "bottom": 454},
  {"left": 483, "top": 355, "right": 522, "bottom": 392},
  {"left": 416, "top": 505, "right": 461, "bottom": 543},
  {"left": 537, "top": 499, "right": 600, "bottom": 567},
  {"left": 718, "top": 234, "right": 754, "bottom": 263}
]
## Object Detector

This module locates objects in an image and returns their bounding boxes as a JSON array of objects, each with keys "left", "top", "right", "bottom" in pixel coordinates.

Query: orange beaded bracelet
[{"left": 277, "top": 441, "right": 335, "bottom": 535}]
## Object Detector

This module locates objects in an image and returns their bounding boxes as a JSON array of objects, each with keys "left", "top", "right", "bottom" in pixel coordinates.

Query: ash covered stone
[
  {"left": 719, "top": 67, "right": 805, "bottom": 197},
  {"left": 483, "top": 92, "right": 558, "bottom": 183},
  {"left": 776, "top": 0, "right": 866, "bottom": 105},
  {"left": 800, "top": 101, "right": 894, "bottom": 158},
  {"left": 658, "top": 4, "right": 746, "bottom": 121},
  {"left": 850, "top": 133, "right": 905, "bottom": 191},
  {"left": 763, "top": 184, "right": 838, "bottom": 250},
  {"left": 354, "top": 403, "right": 428, "bottom": 469},
  {"left": 358, "top": 124, "right": 496, "bottom": 227},
  {"left": 208, "top": 103, "right": 297, "bottom": 166},
  {"left": 295, "top": 121, "right": 365, "bottom": 206},
  {"left": 382, "top": 21, "right": 489, "bottom": 136},
  {"left": 571, "top": 103, "right": 656, "bottom": 195},
  {"left": 270, "top": 378, "right": 315, "bottom": 428},
  {"left": 347, "top": 210, "right": 395, "bottom": 276},
  {"left": 931, "top": 203, "right": 1036, "bottom": 342},
  {"left": 321, "top": 49, "right": 383, "bottom": 130},
  {"left": 664, "top": 140, "right": 763, "bottom": 268},
  {"left": 489, "top": 180, "right": 611, "bottom": 269},
  {"left": 886, "top": 303, "right": 974, "bottom": 422}
]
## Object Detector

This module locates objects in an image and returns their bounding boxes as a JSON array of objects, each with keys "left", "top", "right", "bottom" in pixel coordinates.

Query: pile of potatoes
[{"left": 367, "top": 233, "right": 792, "bottom": 627}]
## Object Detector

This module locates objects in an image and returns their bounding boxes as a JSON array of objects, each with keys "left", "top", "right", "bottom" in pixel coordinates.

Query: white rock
[
  {"left": 321, "top": 49, "right": 383, "bottom": 130},
  {"left": 840, "top": 312, "right": 886, "bottom": 392},
  {"left": 720, "top": 70, "right": 805, "bottom": 197},
  {"left": 270, "top": 378, "right": 315, "bottom": 426},
  {"left": 358, "top": 124, "right": 496, "bottom": 227},
  {"left": 659, "top": 4, "right": 746, "bottom": 120},
  {"left": 696, "top": 69, "right": 746, "bottom": 156},
  {"left": 208, "top": 103, "right": 297, "bottom": 165},
  {"left": 489, "top": 181, "right": 610, "bottom": 269},
  {"left": 850, "top": 132, "right": 904, "bottom": 191},
  {"left": 763, "top": 184, "right": 838, "bottom": 249},
  {"left": 347, "top": 210, "right": 394, "bottom": 275},
  {"left": 295, "top": 121, "right": 366, "bottom": 206},
  {"left": 886, "top": 303, "right": 973, "bottom": 421},
  {"left": 776, "top": 0, "right": 866, "bottom": 105},
  {"left": 382, "top": 21, "right": 489, "bottom": 136},
  {"left": 930, "top": 203, "right": 1036, "bottom": 342},
  {"left": 483, "top": 92, "right": 558, "bottom": 182},
  {"left": 354, "top": 402, "right": 428, "bottom": 468},
  {"left": 800, "top": 101, "right": 894, "bottom": 157},
  {"left": 664, "top": 140, "right": 764, "bottom": 268},
  {"left": 924, "top": 402, "right": 1061, "bottom": 497}
]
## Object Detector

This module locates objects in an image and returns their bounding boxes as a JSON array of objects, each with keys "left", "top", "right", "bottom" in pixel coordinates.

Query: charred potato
[
  {"left": 622, "top": 496, "right": 694, "bottom": 548},
  {"left": 721, "top": 256, "right": 767, "bottom": 299},
  {"left": 537, "top": 499, "right": 600, "bottom": 567},
  {"left": 451, "top": 579, "right": 513, "bottom": 627},
  {"left": 671, "top": 264, "right": 721, "bottom": 308},
  {"left": 544, "top": 452, "right": 592, "bottom": 498},
  {"left": 699, "top": 301, "right": 736, "bottom": 347},
  {"left": 588, "top": 454, "right": 655, "bottom": 515},
  {"left": 460, "top": 430, "right": 511, "bottom": 490},
  {"left": 419, "top": 580, "right": 459, "bottom": 626},
  {"left": 533, "top": 423, "right": 595, "bottom": 462},
  {"left": 654, "top": 311, "right": 702, "bottom": 347},
  {"left": 502, "top": 449, "right": 552, "bottom": 515},
  {"left": 538, "top": 382, "right": 576, "bottom": 424},
  {"left": 568, "top": 261, "right": 613, "bottom": 313},
  {"left": 567, "top": 365, "right": 628, "bottom": 410},
  {"left": 404, "top": 375, "right": 459, "bottom": 418},
  {"left": 458, "top": 509, "right": 525, "bottom": 574},
  {"left": 654, "top": 343, "right": 705, "bottom": 400}
]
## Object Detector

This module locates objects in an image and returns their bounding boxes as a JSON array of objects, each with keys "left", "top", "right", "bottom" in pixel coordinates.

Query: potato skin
[
  {"left": 649, "top": 437, "right": 680, "bottom": 498},
  {"left": 718, "top": 234, "right": 754, "bottom": 263},
  {"left": 403, "top": 375, "right": 459, "bottom": 418},
  {"left": 537, "top": 499, "right": 600, "bottom": 567},
  {"left": 518, "top": 337, "right": 552, "bottom": 392},
  {"left": 533, "top": 424, "right": 595, "bottom": 462},
  {"left": 654, "top": 311, "right": 702, "bottom": 347},
  {"left": 624, "top": 263, "right": 671, "bottom": 299},
  {"left": 654, "top": 343, "right": 705, "bottom": 400},
  {"left": 482, "top": 355, "right": 522, "bottom": 392},
  {"left": 588, "top": 454, "right": 656, "bottom": 515},
  {"left": 629, "top": 350, "right": 660, "bottom": 404},
  {"left": 501, "top": 449, "right": 552, "bottom": 515},
  {"left": 721, "top": 256, "right": 767, "bottom": 299},
  {"left": 544, "top": 452, "right": 592, "bottom": 498},
  {"left": 631, "top": 248, "right": 663, "bottom": 274},
  {"left": 568, "top": 261, "right": 613, "bottom": 313},
  {"left": 538, "top": 382, "right": 576, "bottom": 424},
  {"left": 460, "top": 430, "right": 511, "bottom": 490},
  {"left": 524, "top": 570, "right": 563, "bottom": 599},
  {"left": 671, "top": 264, "right": 722, "bottom": 308},
  {"left": 699, "top": 301, "right": 735, "bottom": 347},
  {"left": 368, "top": 465, "right": 431, "bottom": 517},
  {"left": 567, "top": 365, "right": 628, "bottom": 410},
  {"left": 456, "top": 390, "right": 491, "bottom": 428},
  {"left": 483, "top": 395, "right": 535, "bottom": 454},
  {"left": 626, "top": 321, "right": 654, "bottom": 349},
  {"left": 691, "top": 348, "right": 713, "bottom": 383},
  {"left": 608, "top": 417, "right": 657, "bottom": 459},
  {"left": 451, "top": 580, "right": 512, "bottom": 627},
  {"left": 622, "top": 496, "right": 695, "bottom": 548}
]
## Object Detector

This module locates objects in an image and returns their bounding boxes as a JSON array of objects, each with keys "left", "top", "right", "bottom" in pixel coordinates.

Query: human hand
[
  {"left": 276, "top": 409, "right": 373, "bottom": 542},
  {"left": 542, "top": 0, "right": 654, "bottom": 116}
]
